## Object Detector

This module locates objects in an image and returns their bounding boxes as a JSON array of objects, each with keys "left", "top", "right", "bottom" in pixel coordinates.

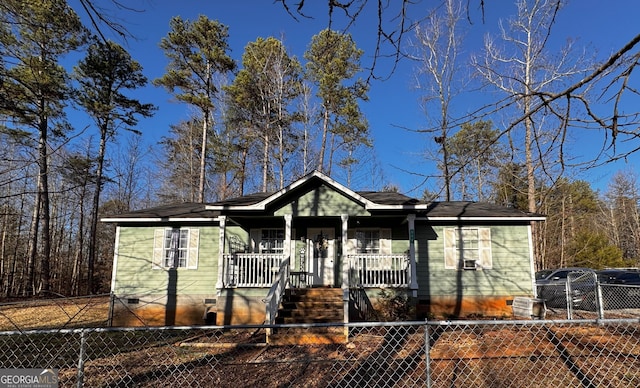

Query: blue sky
[{"left": 69, "top": 0, "right": 640, "bottom": 197}]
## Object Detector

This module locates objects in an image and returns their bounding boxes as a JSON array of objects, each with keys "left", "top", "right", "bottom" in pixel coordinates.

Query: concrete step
[
  {"left": 278, "top": 307, "right": 342, "bottom": 317},
  {"left": 281, "top": 300, "right": 343, "bottom": 309},
  {"left": 268, "top": 328, "right": 348, "bottom": 345},
  {"left": 286, "top": 287, "right": 343, "bottom": 298},
  {"left": 276, "top": 314, "right": 343, "bottom": 324}
]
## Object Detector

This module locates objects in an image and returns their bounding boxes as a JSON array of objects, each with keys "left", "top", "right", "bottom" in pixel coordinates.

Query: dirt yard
[{"left": 3, "top": 298, "right": 640, "bottom": 387}]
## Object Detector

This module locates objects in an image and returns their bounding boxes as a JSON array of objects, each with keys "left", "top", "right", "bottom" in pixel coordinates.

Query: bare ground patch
[
  {"left": 0, "top": 295, "right": 111, "bottom": 331},
  {"left": 3, "top": 299, "right": 640, "bottom": 387}
]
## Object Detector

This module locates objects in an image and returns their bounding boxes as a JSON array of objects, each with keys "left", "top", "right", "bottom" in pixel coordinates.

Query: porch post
[
  {"left": 341, "top": 214, "right": 349, "bottom": 289},
  {"left": 216, "top": 216, "right": 226, "bottom": 290},
  {"left": 407, "top": 214, "right": 418, "bottom": 296},
  {"left": 341, "top": 214, "right": 350, "bottom": 327},
  {"left": 284, "top": 214, "right": 292, "bottom": 260}
]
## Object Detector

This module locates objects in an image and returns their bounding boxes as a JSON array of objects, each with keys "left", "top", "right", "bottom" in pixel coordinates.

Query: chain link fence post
[
  {"left": 76, "top": 329, "right": 87, "bottom": 388},
  {"left": 566, "top": 277, "right": 574, "bottom": 319},
  {"left": 595, "top": 273, "right": 605, "bottom": 319},
  {"left": 107, "top": 293, "right": 114, "bottom": 327},
  {"left": 425, "top": 321, "right": 432, "bottom": 388}
]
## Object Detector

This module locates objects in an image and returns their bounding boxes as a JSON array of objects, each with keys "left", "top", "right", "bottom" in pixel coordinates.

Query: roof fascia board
[
  {"left": 417, "top": 216, "right": 546, "bottom": 222},
  {"left": 366, "top": 203, "right": 431, "bottom": 211},
  {"left": 101, "top": 217, "right": 220, "bottom": 223}
]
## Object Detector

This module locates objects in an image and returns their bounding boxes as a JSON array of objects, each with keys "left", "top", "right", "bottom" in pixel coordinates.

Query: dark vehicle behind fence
[
  {"left": 536, "top": 268, "right": 596, "bottom": 309},
  {"left": 598, "top": 269, "right": 640, "bottom": 309}
]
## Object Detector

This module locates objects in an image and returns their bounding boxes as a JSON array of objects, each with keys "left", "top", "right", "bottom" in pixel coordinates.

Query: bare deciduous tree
[
  {"left": 410, "top": 0, "right": 465, "bottom": 200},
  {"left": 473, "top": 0, "right": 591, "bottom": 213}
]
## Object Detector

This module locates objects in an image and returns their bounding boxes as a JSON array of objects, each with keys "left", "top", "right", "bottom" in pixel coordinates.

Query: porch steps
[{"left": 269, "top": 287, "right": 347, "bottom": 345}]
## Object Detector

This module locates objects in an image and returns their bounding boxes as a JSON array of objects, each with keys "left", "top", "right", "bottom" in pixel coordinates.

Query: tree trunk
[
  {"left": 262, "top": 131, "right": 269, "bottom": 192},
  {"left": 198, "top": 115, "right": 208, "bottom": 202},
  {"left": 88, "top": 132, "right": 106, "bottom": 294},
  {"left": 26, "top": 167, "right": 41, "bottom": 296},
  {"left": 317, "top": 107, "right": 329, "bottom": 172},
  {"left": 38, "top": 118, "right": 52, "bottom": 295}
]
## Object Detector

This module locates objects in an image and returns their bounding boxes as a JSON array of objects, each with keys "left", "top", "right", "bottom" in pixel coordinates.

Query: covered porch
[
  {"left": 213, "top": 213, "right": 419, "bottom": 327},
  {"left": 215, "top": 213, "right": 418, "bottom": 291}
]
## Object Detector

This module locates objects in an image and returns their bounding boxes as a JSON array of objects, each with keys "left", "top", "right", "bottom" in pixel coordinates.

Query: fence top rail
[
  {"left": 3, "top": 317, "right": 640, "bottom": 336},
  {"left": 346, "top": 254, "right": 409, "bottom": 258},
  {"left": 424, "top": 318, "right": 640, "bottom": 326}
]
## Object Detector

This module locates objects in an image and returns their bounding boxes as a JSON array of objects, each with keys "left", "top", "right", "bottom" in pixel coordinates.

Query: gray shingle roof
[
  {"left": 357, "top": 191, "right": 422, "bottom": 206},
  {"left": 101, "top": 170, "right": 543, "bottom": 222},
  {"left": 424, "top": 201, "right": 542, "bottom": 219},
  {"left": 102, "top": 202, "right": 219, "bottom": 220}
]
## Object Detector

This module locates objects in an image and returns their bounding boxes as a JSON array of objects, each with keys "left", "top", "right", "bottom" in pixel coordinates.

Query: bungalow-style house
[{"left": 102, "top": 170, "right": 544, "bottom": 327}]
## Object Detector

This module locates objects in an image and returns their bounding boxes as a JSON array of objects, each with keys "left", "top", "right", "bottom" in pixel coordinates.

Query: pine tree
[{"left": 154, "top": 15, "right": 235, "bottom": 202}]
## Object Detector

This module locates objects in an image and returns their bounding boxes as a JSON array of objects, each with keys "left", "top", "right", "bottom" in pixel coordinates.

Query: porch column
[
  {"left": 341, "top": 214, "right": 350, "bottom": 326},
  {"left": 341, "top": 214, "right": 349, "bottom": 289},
  {"left": 216, "top": 216, "right": 226, "bottom": 290},
  {"left": 407, "top": 214, "right": 418, "bottom": 296},
  {"left": 284, "top": 214, "right": 292, "bottom": 260}
]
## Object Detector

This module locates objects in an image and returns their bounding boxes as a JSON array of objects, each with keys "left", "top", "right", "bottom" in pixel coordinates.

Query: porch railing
[
  {"left": 347, "top": 254, "right": 409, "bottom": 287},
  {"left": 223, "top": 253, "right": 286, "bottom": 287}
]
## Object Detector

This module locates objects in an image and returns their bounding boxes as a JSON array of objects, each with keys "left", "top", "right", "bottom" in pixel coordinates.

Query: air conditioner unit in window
[{"left": 463, "top": 259, "right": 477, "bottom": 270}]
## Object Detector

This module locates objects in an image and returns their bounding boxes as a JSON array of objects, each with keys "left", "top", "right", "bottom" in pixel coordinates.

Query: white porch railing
[
  {"left": 223, "top": 253, "right": 286, "bottom": 287},
  {"left": 348, "top": 254, "right": 410, "bottom": 287}
]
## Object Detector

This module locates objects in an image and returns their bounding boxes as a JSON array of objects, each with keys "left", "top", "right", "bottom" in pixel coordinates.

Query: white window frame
[
  {"left": 163, "top": 228, "right": 189, "bottom": 268},
  {"left": 352, "top": 228, "right": 391, "bottom": 255},
  {"left": 356, "top": 230, "right": 380, "bottom": 254},
  {"left": 444, "top": 227, "right": 492, "bottom": 270},
  {"left": 153, "top": 228, "right": 199, "bottom": 269},
  {"left": 259, "top": 228, "right": 285, "bottom": 254}
]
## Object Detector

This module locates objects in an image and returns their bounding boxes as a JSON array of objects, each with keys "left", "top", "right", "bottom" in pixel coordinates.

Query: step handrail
[{"left": 263, "top": 257, "right": 290, "bottom": 327}]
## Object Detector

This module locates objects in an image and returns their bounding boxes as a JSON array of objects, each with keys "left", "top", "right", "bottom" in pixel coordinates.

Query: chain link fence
[
  {"left": 2, "top": 319, "right": 640, "bottom": 387},
  {"left": 536, "top": 270, "right": 640, "bottom": 320}
]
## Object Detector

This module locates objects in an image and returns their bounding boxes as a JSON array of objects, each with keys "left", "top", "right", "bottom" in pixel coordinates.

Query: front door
[{"left": 307, "top": 228, "right": 335, "bottom": 286}]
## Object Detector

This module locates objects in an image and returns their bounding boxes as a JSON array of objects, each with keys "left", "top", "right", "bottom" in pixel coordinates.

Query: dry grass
[{"left": 0, "top": 295, "right": 111, "bottom": 331}]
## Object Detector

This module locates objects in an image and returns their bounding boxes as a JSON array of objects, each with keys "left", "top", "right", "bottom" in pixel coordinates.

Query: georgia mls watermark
[{"left": 0, "top": 369, "right": 58, "bottom": 388}]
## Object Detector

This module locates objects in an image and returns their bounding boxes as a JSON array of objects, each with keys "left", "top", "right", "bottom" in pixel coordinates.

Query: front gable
[
  {"left": 274, "top": 184, "right": 370, "bottom": 217},
  {"left": 206, "top": 170, "right": 423, "bottom": 216}
]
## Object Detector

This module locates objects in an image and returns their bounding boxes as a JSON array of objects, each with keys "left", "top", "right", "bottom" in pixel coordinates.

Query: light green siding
[
  {"left": 274, "top": 185, "right": 370, "bottom": 217},
  {"left": 391, "top": 228, "right": 410, "bottom": 254},
  {"left": 415, "top": 224, "right": 534, "bottom": 297},
  {"left": 113, "top": 225, "right": 219, "bottom": 296}
]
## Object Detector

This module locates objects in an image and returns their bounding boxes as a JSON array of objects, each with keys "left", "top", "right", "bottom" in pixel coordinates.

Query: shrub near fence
[{"left": 2, "top": 319, "right": 640, "bottom": 387}]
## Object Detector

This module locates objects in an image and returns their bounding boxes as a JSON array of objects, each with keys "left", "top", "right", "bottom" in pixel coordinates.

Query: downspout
[
  {"left": 107, "top": 226, "right": 121, "bottom": 327},
  {"left": 528, "top": 224, "right": 537, "bottom": 298},
  {"left": 284, "top": 214, "right": 292, "bottom": 269},
  {"left": 216, "top": 216, "right": 226, "bottom": 291},
  {"left": 109, "top": 226, "right": 121, "bottom": 295},
  {"left": 407, "top": 214, "right": 418, "bottom": 297},
  {"left": 341, "top": 214, "right": 350, "bottom": 290}
]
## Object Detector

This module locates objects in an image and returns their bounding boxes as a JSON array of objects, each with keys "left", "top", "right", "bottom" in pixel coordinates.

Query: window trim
[
  {"left": 153, "top": 227, "right": 199, "bottom": 269},
  {"left": 163, "top": 228, "right": 189, "bottom": 268},
  {"left": 258, "top": 228, "right": 285, "bottom": 255},
  {"left": 352, "top": 228, "right": 392, "bottom": 255},
  {"left": 444, "top": 227, "right": 492, "bottom": 270}
]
